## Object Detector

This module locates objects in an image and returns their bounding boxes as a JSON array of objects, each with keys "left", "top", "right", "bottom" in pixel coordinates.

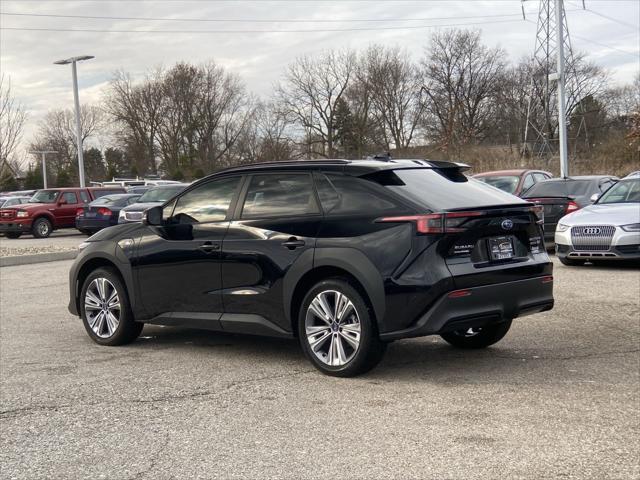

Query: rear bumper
[
  {"left": 0, "top": 220, "right": 32, "bottom": 233},
  {"left": 379, "top": 276, "right": 554, "bottom": 341},
  {"left": 75, "top": 218, "right": 113, "bottom": 231}
]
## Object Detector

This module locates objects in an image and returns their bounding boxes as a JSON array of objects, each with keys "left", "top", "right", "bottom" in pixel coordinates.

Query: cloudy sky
[{"left": 1, "top": 0, "right": 638, "bottom": 161}]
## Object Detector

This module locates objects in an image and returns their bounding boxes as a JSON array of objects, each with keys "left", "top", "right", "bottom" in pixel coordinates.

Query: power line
[
  {"left": 0, "top": 17, "right": 528, "bottom": 34},
  {"left": 583, "top": 7, "right": 639, "bottom": 30},
  {"left": 0, "top": 11, "right": 526, "bottom": 23}
]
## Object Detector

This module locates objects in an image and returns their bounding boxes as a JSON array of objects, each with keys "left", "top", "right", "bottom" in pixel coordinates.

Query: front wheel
[
  {"left": 5, "top": 232, "right": 22, "bottom": 239},
  {"left": 440, "top": 320, "right": 513, "bottom": 349},
  {"left": 298, "top": 278, "right": 386, "bottom": 377},
  {"left": 80, "top": 267, "right": 143, "bottom": 346},
  {"left": 31, "top": 217, "right": 52, "bottom": 238}
]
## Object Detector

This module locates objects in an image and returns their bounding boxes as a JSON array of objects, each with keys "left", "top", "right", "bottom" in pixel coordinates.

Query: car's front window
[
  {"left": 475, "top": 175, "right": 520, "bottom": 194},
  {"left": 138, "top": 186, "right": 184, "bottom": 203},
  {"left": 29, "top": 190, "right": 59, "bottom": 203},
  {"left": 597, "top": 179, "right": 640, "bottom": 204}
]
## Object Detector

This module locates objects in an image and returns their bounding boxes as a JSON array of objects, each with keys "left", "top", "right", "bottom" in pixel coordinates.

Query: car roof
[
  {"left": 473, "top": 169, "right": 548, "bottom": 176},
  {"left": 536, "top": 175, "right": 616, "bottom": 182},
  {"left": 214, "top": 158, "right": 469, "bottom": 177}
]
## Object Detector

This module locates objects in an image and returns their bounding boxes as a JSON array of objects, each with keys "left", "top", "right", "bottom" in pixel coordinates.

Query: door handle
[
  {"left": 198, "top": 241, "right": 220, "bottom": 253},
  {"left": 282, "top": 237, "right": 305, "bottom": 250}
]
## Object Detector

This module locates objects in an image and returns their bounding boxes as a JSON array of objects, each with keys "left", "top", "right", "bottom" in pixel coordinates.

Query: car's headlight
[
  {"left": 556, "top": 223, "right": 570, "bottom": 232},
  {"left": 15, "top": 210, "right": 29, "bottom": 218},
  {"left": 621, "top": 223, "right": 640, "bottom": 232}
]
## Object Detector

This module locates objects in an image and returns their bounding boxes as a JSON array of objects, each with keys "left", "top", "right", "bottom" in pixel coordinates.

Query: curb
[{"left": 0, "top": 250, "right": 78, "bottom": 267}]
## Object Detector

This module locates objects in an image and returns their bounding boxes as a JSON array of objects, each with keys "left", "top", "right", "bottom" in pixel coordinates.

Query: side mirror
[
  {"left": 143, "top": 206, "right": 163, "bottom": 226},
  {"left": 590, "top": 193, "right": 599, "bottom": 203}
]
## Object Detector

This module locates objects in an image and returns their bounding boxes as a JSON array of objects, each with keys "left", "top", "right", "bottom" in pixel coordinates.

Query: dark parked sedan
[
  {"left": 522, "top": 175, "right": 618, "bottom": 245},
  {"left": 76, "top": 194, "right": 141, "bottom": 234}
]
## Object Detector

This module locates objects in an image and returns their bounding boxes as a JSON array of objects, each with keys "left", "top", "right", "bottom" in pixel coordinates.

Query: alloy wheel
[
  {"left": 305, "top": 290, "right": 361, "bottom": 367},
  {"left": 84, "top": 277, "right": 121, "bottom": 338}
]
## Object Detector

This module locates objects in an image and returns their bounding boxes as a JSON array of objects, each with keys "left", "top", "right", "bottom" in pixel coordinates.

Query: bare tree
[
  {"left": 106, "top": 68, "right": 164, "bottom": 175},
  {"left": 362, "top": 45, "right": 426, "bottom": 150},
  {"left": 0, "top": 74, "right": 27, "bottom": 164},
  {"left": 277, "top": 49, "right": 356, "bottom": 158},
  {"left": 30, "top": 104, "right": 104, "bottom": 179},
  {"left": 421, "top": 29, "right": 506, "bottom": 150}
]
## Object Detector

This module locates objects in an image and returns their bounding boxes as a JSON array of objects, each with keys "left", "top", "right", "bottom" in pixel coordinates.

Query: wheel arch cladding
[
  {"left": 284, "top": 247, "right": 386, "bottom": 335},
  {"left": 33, "top": 214, "right": 55, "bottom": 228}
]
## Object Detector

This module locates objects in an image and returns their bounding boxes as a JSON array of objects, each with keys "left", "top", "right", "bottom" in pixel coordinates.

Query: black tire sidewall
[
  {"left": 32, "top": 217, "right": 52, "bottom": 238},
  {"left": 5, "top": 232, "right": 22, "bottom": 239},
  {"left": 80, "top": 267, "right": 141, "bottom": 346},
  {"left": 298, "top": 278, "right": 385, "bottom": 377}
]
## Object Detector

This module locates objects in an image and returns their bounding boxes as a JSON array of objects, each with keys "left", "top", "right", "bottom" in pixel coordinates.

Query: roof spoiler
[{"left": 427, "top": 160, "right": 471, "bottom": 172}]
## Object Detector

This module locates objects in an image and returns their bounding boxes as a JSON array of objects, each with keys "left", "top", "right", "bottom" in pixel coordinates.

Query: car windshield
[
  {"left": 137, "top": 186, "right": 184, "bottom": 203},
  {"left": 597, "top": 179, "right": 640, "bottom": 204},
  {"left": 475, "top": 175, "right": 520, "bottom": 194},
  {"left": 30, "top": 190, "right": 59, "bottom": 203},
  {"left": 524, "top": 180, "right": 593, "bottom": 197}
]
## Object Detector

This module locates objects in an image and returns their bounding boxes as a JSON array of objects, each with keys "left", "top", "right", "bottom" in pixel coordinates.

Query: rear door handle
[
  {"left": 282, "top": 237, "right": 305, "bottom": 250},
  {"left": 198, "top": 241, "right": 220, "bottom": 253}
]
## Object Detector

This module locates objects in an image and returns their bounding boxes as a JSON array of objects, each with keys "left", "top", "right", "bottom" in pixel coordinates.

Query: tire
[
  {"left": 80, "top": 267, "right": 143, "bottom": 346},
  {"left": 5, "top": 232, "right": 22, "bottom": 239},
  {"left": 298, "top": 278, "right": 386, "bottom": 377},
  {"left": 440, "top": 320, "right": 513, "bottom": 349},
  {"left": 559, "top": 256, "right": 585, "bottom": 266},
  {"left": 31, "top": 217, "right": 53, "bottom": 238},
  {"left": 79, "top": 229, "right": 94, "bottom": 236}
]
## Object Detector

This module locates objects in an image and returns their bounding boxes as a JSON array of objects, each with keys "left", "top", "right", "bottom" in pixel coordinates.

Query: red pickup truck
[{"left": 0, "top": 187, "right": 125, "bottom": 238}]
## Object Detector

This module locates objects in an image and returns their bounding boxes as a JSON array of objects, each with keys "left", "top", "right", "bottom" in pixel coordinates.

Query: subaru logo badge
[{"left": 501, "top": 219, "right": 514, "bottom": 230}]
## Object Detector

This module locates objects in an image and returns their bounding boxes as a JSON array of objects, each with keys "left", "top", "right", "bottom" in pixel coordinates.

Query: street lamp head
[{"left": 53, "top": 55, "right": 95, "bottom": 65}]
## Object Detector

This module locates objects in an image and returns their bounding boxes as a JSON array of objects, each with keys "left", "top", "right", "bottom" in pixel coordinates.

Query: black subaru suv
[{"left": 68, "top": 159, "right": 553, "bottom": 376}]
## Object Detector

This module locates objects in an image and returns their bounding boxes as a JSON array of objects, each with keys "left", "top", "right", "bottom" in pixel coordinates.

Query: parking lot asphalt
[
  {"left": 0, "top": 229, "right": 85, "bottom": 250},
  {"left": 0, "top": 258, "right": 638, "bottom": 479}
]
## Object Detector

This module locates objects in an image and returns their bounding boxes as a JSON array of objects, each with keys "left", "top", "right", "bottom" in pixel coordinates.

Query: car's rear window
[
  {"left": 524, "top": 180, "right": 592, "bottom": 197},
  {"left": 369, "top": 168, "right": 525, "bottom": 211}
]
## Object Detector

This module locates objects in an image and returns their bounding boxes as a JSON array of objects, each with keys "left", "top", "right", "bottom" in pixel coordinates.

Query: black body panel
[{"left": 68, "top": 158, "right": 554, "bottom": 345}]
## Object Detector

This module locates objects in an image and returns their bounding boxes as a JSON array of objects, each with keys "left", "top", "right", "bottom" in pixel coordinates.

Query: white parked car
[{"left": 555, "top": 177, "right": 640, "bottom": 265}]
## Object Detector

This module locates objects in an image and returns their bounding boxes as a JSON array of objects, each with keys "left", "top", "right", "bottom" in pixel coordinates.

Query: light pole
[
  {"left": 53, "top": 55, "right": 94, "bottom": 188},
  {"left": 29, "top": 151, "right": 57, "bottom": 189}
]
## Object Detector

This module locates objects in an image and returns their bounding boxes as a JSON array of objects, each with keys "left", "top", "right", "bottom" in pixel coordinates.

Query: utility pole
[
  {"left": 29, "top": 151, "right": 57, "bottom": 189},
  {"left": 554, "top": 0, "right": 569, "bottom": 177},
  {"left": 53, "top": 55, "right": 94, "bottom": 188}
]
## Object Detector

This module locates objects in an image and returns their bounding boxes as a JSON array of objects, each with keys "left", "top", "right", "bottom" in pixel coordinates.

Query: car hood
[
  {"left": 121, "top": 202, "right": 162, "bottom": 212},
  {"left": 0, "top": 202, "right": 49, "bottom": 210},
  {"left": 559, "top": 203, "right": 640, "bottom": 226}
]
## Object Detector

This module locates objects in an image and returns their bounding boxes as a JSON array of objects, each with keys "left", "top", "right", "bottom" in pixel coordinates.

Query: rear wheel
[
  {"left": 559, "top": 256, "right": 585, "bottom": 266},
  {"left": 31, "top": 217, "right": 52, "bottom": 238},
  {"left": 298, "top": 278, "right": 386, "bottom": 377},
  {"left": 80, "top": 267, "right": 143, "bottom": 346},
  {"left": 5, "top": 232, "right": 22, "bottom": 239},
  {"left": 440, "top": 320, "right": 512, "bottom": 349}
]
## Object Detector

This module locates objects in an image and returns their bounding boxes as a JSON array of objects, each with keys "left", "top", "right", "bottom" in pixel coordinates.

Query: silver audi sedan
[{"left": 555, "top": 177, "right": 640, "bottom": 265}]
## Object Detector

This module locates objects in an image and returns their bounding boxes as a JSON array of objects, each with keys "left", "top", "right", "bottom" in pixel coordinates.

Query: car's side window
[
  {"left": 315, "top": 173, "right": 401, "bottom": 215},
  {"left": 522, "top": 174, "right": 535, "bottom": 192},
  {"left": 62, "top": 192, "right": 78, "bottom": 204},
  {"left": 79, "top": 191, "right": 91, "bottom": 203},
  {"left": 533, "top": 173, "right": 547, "bottom": 183},
  {"left": 241, "top": 174, "right": 319, "bottom": 219},
  {"left": 169, "top": 177, "right": 241, "bottom": 224}
]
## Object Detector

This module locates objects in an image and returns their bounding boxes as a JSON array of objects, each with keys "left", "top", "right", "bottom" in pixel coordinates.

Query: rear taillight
[
  {"left": 97, "top": 208, "right": 112, "bottom": 216},
  {"left": 566, "top": 201, "right": 579, "bottom": 213},
  {"left": 76, "top": 208, "right": 84, "bottom": 217},
  {"left": 377, "top": 211, "right": 482, "bottom": 234}
]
